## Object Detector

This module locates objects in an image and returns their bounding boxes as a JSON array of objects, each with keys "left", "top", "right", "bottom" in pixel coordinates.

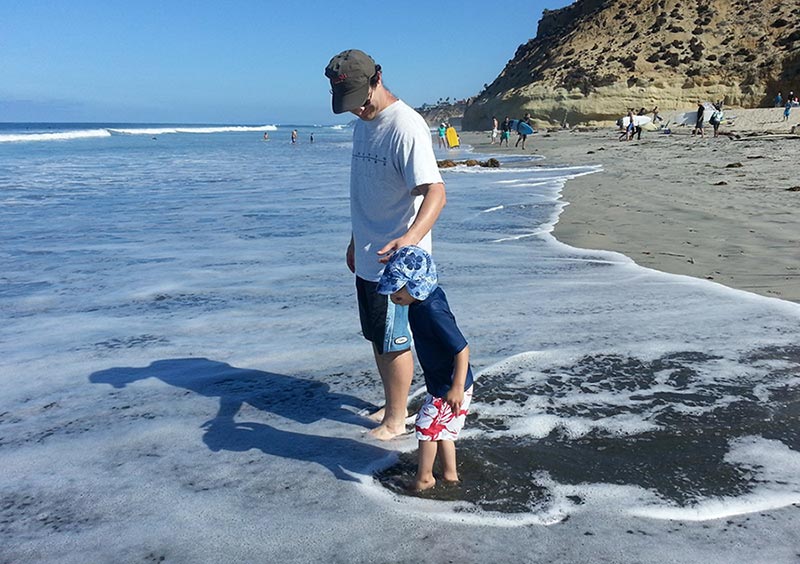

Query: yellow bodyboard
[{"left": 445, "top": 127, "right": 459, "bottom": 148}]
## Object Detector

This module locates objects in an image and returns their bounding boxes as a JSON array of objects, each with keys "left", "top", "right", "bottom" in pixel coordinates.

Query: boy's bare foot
[
  {"left": 410, "top": 477, "right": 436, "bottom": 492},
  {"left": 443, "top": 472, "right": 459, "bottom": 483},
  {"left": 368, "top": 423, "right": 406, "bottom": 441}
]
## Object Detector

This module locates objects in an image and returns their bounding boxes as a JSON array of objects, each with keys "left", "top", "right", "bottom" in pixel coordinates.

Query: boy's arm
[{"left": 445, "top": 345, "right": 470, "bottom": 414}]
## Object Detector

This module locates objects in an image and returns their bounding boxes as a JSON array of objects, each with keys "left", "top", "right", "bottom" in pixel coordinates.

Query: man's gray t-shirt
[{"left": 350, "top": 100, "right": 443, "bottom": 282}]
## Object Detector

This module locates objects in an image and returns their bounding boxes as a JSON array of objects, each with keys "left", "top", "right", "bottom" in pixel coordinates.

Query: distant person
[
  {"left": 325, "top": 48, "right": 446, "bottom": 440},
  {"left": 784, "top": 100, "right": 792, "bottom": 121},
  {"left": 709, "top": 103, "right": 724, "bottom": 137},
  {"left": 775, "top": 92, "right": 783, "bottom": 107},
  {"left": 651, "top": 106, "right": 663, "bottom": 123},
  {"left": 491, "top": 116, "right": 499, "bottom": 145},
  {"left": 499, "top": 117, "right": 511, "bottom": 147},
  {"left": 291, "top": 129, "right": 298, "bottom": 144},
  {"left": 437, "top": 123, "right": 447, "bottom": 149},
  {"left": 310, "top": 133, "right": 314, "bottom": 143},
  {"left": 514, "top": 112, "right": 532, "bottom": 150},
  {"left": 620, "top": 109, "right": 635, "bottom": 141},
  {"left": 692, "top": 101, "right": 705, "bottom": 137},
  {"left": 634, "top": 107, "right": 647, "bottom": 140},
  {"left": 263, "top": 132, "right": 269, "bottom": 140},
  {"left": 376, "top": 246, "right": 473, "bottom": 491}
]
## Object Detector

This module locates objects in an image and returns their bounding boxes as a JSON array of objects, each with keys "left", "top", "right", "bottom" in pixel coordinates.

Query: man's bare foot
[
  {"left": 367, "top": 423, "right": 406, "bottom": 441},
  {"left": 365, "top": 406, "right": 409, "bottom": 423},
  {"left": 410, "top": 476, "right": 436, "bottom": 492}
]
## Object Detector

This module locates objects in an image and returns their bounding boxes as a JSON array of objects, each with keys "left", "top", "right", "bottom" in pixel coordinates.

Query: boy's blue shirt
[{"left": 408, "top": 286, "right": 473, "bottom": 397}]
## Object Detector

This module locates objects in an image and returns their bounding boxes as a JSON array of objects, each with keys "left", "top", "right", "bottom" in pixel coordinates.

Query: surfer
[
  {"left": 514, "top": 112, "right": 532, "bottom": 150},
  {"left": 376, "top": 246, "right": 473, "bottom": 491},
  {"left": 652, "top": 106, "right": 663, "bottom": 123},
  {"left": 692, "top": 101, "right": 705, "bottom": 137},
  {"left": 634, "top": 107, "right": 647, "bottom": 140},
  {"left": 620, "top": 109, "right": 635, "bottom": 141},
  {"left": 325, "top": 49, "right": 446, "bottom": 441}
]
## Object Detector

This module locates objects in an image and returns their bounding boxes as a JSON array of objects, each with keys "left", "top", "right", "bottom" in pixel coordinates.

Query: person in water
[
  {"left": 325, "top": 49, "right": 446, "bottom": 440},
  {"left": 377, "top": 246, "right": 473, "bottom": 490}
]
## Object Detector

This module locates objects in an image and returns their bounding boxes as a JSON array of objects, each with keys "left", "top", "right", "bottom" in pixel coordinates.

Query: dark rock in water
[
  {"left": 437, "top": 158, "right": 501, "bottom": 169},
  {"left": 787, "top": 186, "right": 800, "bottom": 192},
  {"left": 713, "top": 181, "right": 728, "bottom": 185},
  {"left": 725, "top": 162, "right": 743, "bottom": 168}
]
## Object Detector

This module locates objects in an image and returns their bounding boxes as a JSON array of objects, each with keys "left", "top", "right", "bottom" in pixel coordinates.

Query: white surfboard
[{"left": 620, "top": 115, "right": 652, "bottom": 127}]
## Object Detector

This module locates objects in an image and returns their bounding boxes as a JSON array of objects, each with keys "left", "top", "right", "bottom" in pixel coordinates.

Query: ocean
[{"left": 2, "top": 122, "right": 799, "bottom": 563}]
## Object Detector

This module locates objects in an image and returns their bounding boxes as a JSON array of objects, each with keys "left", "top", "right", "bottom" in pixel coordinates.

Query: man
[
  {"left": 325, "top": 49, "right": 446, "bottom": 440},
  {"left": 693, "top": 101, "right": 705, "bottom": 137}
]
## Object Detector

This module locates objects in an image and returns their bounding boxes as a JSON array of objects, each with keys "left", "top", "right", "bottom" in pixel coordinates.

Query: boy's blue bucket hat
[{"left": 377, "top": 246, "right": 438, "bottom": 301}]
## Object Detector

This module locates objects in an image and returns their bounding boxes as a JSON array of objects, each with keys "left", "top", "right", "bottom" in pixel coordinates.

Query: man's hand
[
  {"left": 377, "top": 236, "right": 414, "bottom": 264},
  {"left": 346, "top": 239, "right": 355, "bottom": 273}
]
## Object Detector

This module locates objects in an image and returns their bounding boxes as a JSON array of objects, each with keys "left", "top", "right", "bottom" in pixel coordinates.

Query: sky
[{"left": 0, "top": 0, "right": 572, "bottom": 125}]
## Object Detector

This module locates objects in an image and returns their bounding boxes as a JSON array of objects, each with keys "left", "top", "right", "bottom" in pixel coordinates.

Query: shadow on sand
[{"left": 90, "top": 357, "right": 395, "bottom": 481}]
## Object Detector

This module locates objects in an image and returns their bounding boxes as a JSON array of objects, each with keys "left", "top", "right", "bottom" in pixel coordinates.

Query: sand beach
[{"left": 461, "top": 107, "right": 800, "bottom": 303}]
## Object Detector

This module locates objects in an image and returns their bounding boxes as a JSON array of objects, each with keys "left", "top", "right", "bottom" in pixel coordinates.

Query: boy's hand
[{"left": 445, "top": 387, "right": 465, "bottom": 415}]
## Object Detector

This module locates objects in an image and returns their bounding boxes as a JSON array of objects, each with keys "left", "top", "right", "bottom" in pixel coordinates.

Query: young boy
[{"left": 377, "top": 246, "right": 474, "bottom": 491}]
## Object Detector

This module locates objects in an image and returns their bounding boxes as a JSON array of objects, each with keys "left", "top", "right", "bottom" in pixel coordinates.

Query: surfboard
[
  {"left": 510, "top": 120, "right": 534, "bottom": 135},
  {"left": 445, "top": 127, "right": 460, "bottom": 148},
  {"left": 620, "top": 115, "right": 653, "bottom": 127},
  {"left": 673, "top": 103, "right": 716, "bottom": 127}
]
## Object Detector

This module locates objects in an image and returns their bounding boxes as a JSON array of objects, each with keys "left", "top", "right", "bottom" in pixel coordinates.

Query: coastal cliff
[{"left": 463, "top": 0, "right": 800, "bottom": 129}]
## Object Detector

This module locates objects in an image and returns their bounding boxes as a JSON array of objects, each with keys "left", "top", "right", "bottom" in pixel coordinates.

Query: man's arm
[{"left": 377, "top": 182, "right": 446, "bottom": 262}]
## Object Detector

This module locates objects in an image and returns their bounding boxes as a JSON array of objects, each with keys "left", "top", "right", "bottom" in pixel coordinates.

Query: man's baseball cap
[
  {"left": 325, "top": 49, "right": 377, "bottom": 114},
  {"left": 377, "top": 246, "right": 438, "bottom": 302}
]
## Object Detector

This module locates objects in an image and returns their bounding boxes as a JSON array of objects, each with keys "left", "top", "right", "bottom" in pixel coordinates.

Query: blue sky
[{"left": 1, "top": 0, "right": 571, "bottom": 125}]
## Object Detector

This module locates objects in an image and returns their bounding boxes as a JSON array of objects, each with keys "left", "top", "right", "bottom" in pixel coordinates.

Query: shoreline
[{"left": 458, "top": 126, "right": 800, "bottom": 303}]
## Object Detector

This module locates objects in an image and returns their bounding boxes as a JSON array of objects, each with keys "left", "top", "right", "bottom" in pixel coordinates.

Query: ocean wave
[
  {"left": 107, "top": 125, "right": 278, "bottom": 135},
  {"left": 0, "top": 129, "right": 112, "bottom": 143}
]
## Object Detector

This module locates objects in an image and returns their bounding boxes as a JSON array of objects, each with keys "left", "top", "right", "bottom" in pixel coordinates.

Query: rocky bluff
[{"left": 463, "top": 0, "right": 800, "bottom": 129}]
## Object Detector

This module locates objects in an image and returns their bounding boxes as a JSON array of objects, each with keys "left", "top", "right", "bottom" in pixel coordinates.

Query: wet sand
[{"left": 459, "top": 119, "right": 800, "bottom": 303}]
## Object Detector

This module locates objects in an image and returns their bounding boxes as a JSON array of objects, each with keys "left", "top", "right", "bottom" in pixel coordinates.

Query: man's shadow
[{"left": 90, "top": 358, "right": 394, "bottom": 481}]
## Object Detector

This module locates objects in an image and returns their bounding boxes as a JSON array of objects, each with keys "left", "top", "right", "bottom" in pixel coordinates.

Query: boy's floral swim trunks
[{"left": 415, "top": 385, "right": 473, "bottom": 441}]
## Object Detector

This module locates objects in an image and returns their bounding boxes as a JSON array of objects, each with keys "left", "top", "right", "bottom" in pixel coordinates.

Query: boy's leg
[
  {"left": 414, "top": 440, "right": 438, "bottom": 491},
  {"left": 369, "top": 345, "right": 413, "bottom": 440},
  {"left": 439, "top": 440, "right": 459, "bottom": 483}
]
